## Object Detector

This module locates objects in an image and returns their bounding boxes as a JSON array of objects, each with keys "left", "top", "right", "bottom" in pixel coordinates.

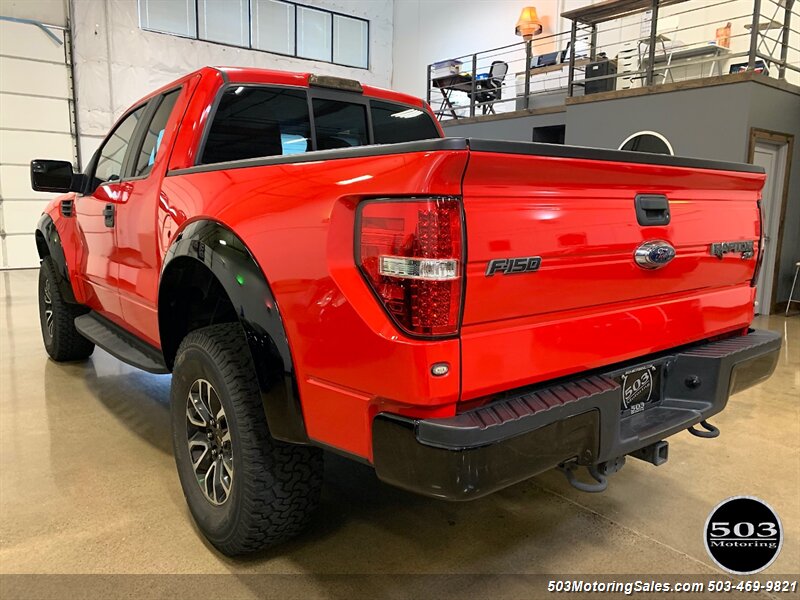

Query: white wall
[
  {"left": 72, "top": 0, "right": 394, "bottom": 161},
  {"left": 0, "top": 0, "right": 67, "bottom": 26}
]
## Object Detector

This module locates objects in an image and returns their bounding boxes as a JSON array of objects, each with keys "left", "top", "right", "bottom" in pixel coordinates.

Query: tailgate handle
[{"left": 635, "top": 194, "right": 670, "bottom": 226}]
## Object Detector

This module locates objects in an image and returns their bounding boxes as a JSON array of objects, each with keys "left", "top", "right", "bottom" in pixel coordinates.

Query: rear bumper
[{"left": 372, "top": 329, "right": 781, "bottom": 500}]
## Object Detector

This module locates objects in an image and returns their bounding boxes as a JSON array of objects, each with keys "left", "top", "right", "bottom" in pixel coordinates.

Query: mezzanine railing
[{"left": 427, "top": 0, "right": 799, "bottom": 121}]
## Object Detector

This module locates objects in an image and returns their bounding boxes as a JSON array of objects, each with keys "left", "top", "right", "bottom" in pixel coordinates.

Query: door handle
[
  {"left": 103, "top": 203, "right": 115, "bottom": 227},
  {"left": 635, "top": 194, "right": 670, "bottom": 226}
]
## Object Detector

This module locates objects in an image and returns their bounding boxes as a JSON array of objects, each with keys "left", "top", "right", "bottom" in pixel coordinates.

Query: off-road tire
[
  {"left": 38, "top": 256, "right": 94, "bottom": 361},
  {"left": 170, "top": 323, "right": 323, "bottom": 556}
]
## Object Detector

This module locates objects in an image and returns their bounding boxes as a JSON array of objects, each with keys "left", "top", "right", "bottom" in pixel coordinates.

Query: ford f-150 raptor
[{"left": 30, "top": 66, "right": 781, "bottom": 555}]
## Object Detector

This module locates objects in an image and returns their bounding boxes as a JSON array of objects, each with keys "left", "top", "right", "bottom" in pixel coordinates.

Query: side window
[
  {"left": 370, "top": 100, "right": 440, "bottom": 144},
  {"left": 312, "top": 99, "right": 368, "bottom": 150},
  {"left": 94, "top": 106, "right": 146, "bottom": 183},
  {"left": 133, "top": 89, "right": 181, "bottom": 177},
  {"left": 201, "top": 87, "right": 311, "bottom": 165}
]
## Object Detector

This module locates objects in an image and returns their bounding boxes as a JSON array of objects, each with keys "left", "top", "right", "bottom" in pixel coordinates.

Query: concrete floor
[{"left": 1, "top": 269, "right": 798, "bottom": 595}]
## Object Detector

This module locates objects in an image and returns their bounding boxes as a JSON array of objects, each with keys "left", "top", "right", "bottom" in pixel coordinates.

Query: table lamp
[{"left": 515, "top": 6, "right": 543, "bottom": 40}]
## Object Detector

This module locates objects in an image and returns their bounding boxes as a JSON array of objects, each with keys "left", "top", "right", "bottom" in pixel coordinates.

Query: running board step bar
[{"left": 74, "top": 312, "right": 169, "bottom": 374}]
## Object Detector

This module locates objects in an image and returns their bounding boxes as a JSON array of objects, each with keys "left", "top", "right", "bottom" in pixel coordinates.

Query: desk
[
  {"left": 514, "top": 59, "right": 588, "bottom": 108},
  {"left": 641, "top": 44, "right": 730, "bottom": 80},
  {"left": 432, "top": 73, "right": 473, "bottom": 119}
]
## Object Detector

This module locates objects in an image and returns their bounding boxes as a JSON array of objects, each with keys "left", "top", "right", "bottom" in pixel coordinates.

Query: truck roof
[{"left": 136, "top": 66, "right": 426, "bottom": 110}]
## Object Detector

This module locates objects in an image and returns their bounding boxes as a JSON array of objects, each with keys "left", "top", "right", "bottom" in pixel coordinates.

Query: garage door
[{"left": 0, "top": 19, "right": 77, "bottom": 269}]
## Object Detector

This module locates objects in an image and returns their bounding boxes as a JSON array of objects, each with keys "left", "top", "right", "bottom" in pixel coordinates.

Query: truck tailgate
[{"left": 459, "top": 141, "right": 765, "bottom": 400}]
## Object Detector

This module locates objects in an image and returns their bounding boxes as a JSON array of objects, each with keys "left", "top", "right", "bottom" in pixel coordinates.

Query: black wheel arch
[
  {"left": 159, "top": 219, "right": 309, "bottom": 444},
  {"left": 35, "top": 214, "right": 78, "bottom": 304}
]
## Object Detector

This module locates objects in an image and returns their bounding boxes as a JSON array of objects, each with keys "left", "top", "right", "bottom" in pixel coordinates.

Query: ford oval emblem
[{"left": 634, "top": 240, "right": 676, "bottom": 270}]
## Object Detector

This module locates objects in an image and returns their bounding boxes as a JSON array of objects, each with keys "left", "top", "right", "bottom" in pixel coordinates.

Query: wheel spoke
[
  {"left": 45, "top": 310, "right": 54, "bottom": 337},
  {"left": 42, "top": 278, "right": 54, "bottom": 338},
  {"left": 204, "top": 461, "right": 218, "bottom": 503},
  {"left": 187, "top": 380, "right": 213, "bottom": 426},
  {"left": 215, "top": 457, "right": 230, "bottom": 499},
  {"left": 188, "top": 432, "right": 211, "bottom": 470},
  {"left": 185, "top": 378, "right": 233, "bottom": 506}
]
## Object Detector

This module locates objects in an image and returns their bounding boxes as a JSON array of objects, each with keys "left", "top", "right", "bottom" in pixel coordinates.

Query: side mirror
[{"left": 30, "top": 159, "right": 85, "bottom": 193}]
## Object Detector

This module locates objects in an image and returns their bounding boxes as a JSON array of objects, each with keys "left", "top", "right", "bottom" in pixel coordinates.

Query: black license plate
[{"left": 617, "top": 364, "right": 662, "bottom": 416}]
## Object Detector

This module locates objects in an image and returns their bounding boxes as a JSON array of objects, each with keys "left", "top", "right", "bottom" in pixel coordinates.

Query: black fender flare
[
  {"left": 159, "top": 219, "right": 309, "bottom": 444},
  {"left": 35, "top": 213, "right": 78, "bottom": 304}
]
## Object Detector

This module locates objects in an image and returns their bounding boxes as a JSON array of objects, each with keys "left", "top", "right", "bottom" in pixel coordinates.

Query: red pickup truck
[{"left": 31, "top": 66, "right": 780, "bottom": 555}]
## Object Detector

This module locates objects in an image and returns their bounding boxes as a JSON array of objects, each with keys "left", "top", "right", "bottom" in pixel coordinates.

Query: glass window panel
[
  {"left": 139, "top": 0, "right": 197, "bottom": 38},
  {"left": 198, "top": 0, "right": 249, "bottom": 46},
  {"left": 134, "top": 89, "right": 181, "bottom": 177},
  {"left": 95, "top": 106, "right": 146, "bottom": 183},
  {"left": 312, "top": 99, "right": 368, "bottom": 150},
  {"left": 333, "top": 15, "right": 368, "bottom": 68},
  {"left": 252, "top": 0, "right": 295, "bottom": 55},
  {"left": 201, "top": 86, "right": 311, "bottom": 164},
  {"left": 297, "top": 6, "right": 332, "bottom": 62},
  {"left": 370, "top": 100, "right": 439, "bottom": 145}
]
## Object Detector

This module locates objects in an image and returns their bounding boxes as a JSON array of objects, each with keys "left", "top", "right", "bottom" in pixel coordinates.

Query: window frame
[
  {"left": 331, "top": 13, "right": 369, "bottom": 69},
  {"left": 85, "top": 102, "right": 150, "bottom": 189},
  {"left": 194, "top": 82, "right": 443, "bottom": 168},
  {"left": 84, "top": 85, "right": 185, "bottom": 191},
  {"left": 296, "top": 4, "right": 332, "bottom": 63},
  {"left": 128, "top": 86, "right": 185, "bottom": 180},
  {"left": 138, "top": 0, "right": 370, "bottom": 70}
]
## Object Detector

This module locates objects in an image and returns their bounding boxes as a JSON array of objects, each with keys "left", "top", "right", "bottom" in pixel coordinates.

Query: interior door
[
  {"left": 75, "top": 104, "right": 147, "bottom": 319},
  {"left": 752, "top": 141, "right": 787, "bottom": 314}
]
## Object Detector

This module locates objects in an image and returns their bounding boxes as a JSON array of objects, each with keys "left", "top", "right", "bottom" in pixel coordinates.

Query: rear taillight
[
  {"left": 357, "top": 197, "right": 463, "bottom": 337},
  {"left": 751, "top": 199, "right": 765, "bottom": 287}
]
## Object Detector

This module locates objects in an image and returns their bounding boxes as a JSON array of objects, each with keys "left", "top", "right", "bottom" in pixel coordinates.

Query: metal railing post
[
  {"left": 646, "top": 0, "right": 659, "bottom": 86},
  {"left": 590, "top": 24, "right": 597, "bottom": 61},
  {"left": 524, "top": 40, "right": 532, "bottom": 108},
  {"left": 779, "top": 0, "right": 794, "bottom": 79},
  {"left": 567, "top": 21, "right": 577, "bottom": 96},
  {"left": 470, "top": 53, "right": 477, "bottom": 117},
  {"left": 426, "top": 64, "right": 432, "bottom": 105},
  {"left": 748, "top": 0, "right": 762, "bottom": 70}
]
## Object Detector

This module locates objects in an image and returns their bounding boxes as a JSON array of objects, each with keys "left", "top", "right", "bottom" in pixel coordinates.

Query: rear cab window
[
  {"left": 201, "top": 87, "right": 312, "bottom": 164},
  {"left": 312, "top": 98, "right": 368, "bottom": 150},
  {"left": 370, "top": 100, "right": 440, "bottom": 144},
  {"left": 200, "top": 85, "right": 440, "bottom": 166}
]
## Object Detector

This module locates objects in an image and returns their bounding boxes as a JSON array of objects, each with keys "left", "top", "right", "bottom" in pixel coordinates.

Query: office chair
[{"left": 473, "top": 60, "right": 508, "bottom": 115}]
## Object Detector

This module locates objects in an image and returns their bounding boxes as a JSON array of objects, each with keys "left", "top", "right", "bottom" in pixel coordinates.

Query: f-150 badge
[
  {"left": 710, "top": 240, "right": 755, "bottom": 259},
  {"left": 485, "top": 256, "right": 542, "bottom": 276}
]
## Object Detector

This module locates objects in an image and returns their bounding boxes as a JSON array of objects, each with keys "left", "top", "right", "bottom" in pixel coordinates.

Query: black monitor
[{"left": 533, "top": 52, "right": 560, "bottom": 68}]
